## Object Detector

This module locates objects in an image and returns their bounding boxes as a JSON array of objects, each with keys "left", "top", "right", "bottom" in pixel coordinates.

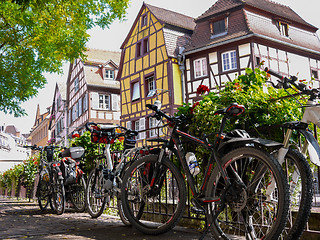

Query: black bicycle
[
  {"left": 85, "top": 122, "right": 143, "bottom": 224},
  {"left": 59, "top": 146, "right": 87, "bottom": 212},
  {"left": 24, "top": 145, "right": 65, "bottom": 214},
  {"left": 120, "top": 102, "right": 290, "bottom": 239},
  {"left": 265, "top": 67, "right": 318, "bottom": 240}
]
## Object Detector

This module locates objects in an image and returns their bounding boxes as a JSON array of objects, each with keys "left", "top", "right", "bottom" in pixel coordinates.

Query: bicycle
[
  {"left": 265, "top": 67, "right": 319, "bottom": 239},
  {"left": 120, "top": 102, "right": 290, "bottom": 239},
  {"left": 84, "top": 122, "right": 143, "bottom": 224},
  {"left": 59, "top": 146, "right": 87, "bottom": 212},
  {"left": 24, "top": 145, "right": 65, "bottom": 214}
]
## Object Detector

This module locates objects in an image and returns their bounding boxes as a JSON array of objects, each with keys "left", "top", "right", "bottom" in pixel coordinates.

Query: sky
[{"left": 1, "top": 0, "right": 320, "bottom": 134}]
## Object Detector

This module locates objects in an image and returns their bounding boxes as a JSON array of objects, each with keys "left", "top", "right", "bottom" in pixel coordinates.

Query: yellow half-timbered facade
[{"left": 118, "top": 3, "right": 195, "bottom": 144}]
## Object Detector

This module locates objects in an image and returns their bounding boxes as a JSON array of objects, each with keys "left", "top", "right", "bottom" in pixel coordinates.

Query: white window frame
[
  {"left": 74, "top": 77, "right": 79, "bottom": 92},
  {"left": 98, "top": 94, "right": 110, "bottom": 110},
  {"left": 193, "top": 58, "right": 208, "bottom": 78},
  {"left": 135, "top": 120, "right": 140, "bottom": 139},
  {"left": 146, "top": 75, "right": 155, "bottom": 94},
  {"left": 279, "top": 22, "right": 289, "bottom": 37},
  {"left": 132, "top": 81, "right": 140, "bottom": 101},
  {"left": 105, "top": 70, "right": 114, "bottom": 80},
  {"left": 149, "top": 118, "right": 157, "bottom": 137},
  {"left": 222, "top": 50, "right": 237, "bottom": 72}
]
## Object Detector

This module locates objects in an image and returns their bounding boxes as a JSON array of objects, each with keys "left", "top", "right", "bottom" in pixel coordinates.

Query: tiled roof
[
  {"left": 84, "top": 48, "right": 121, "bottom": 65},
  {"left": 186, "top": 9, "right": 250, "bottom": 52},
  {"left": 197, "top": 0, "right": 316, "bottom": 30},
  {"left": 145, "top": 3, "right": 195, "bottom": 31},
  {"left": 245, "top": 10, "right": 320, "bottom": 53},
  {"left": 56, "top": 79, "right": 67, "bottom": 100},
  {"left": 196, "top": 0, "right": 243, "bottom": 21},
  {"left": 84, "top": 65, "right": 120, "bottom": 89},
  {"left": 82, "top": 49, "right": 121, "bottom": 89},
  {"left": 163, "top": 29, "right": 192, "bottom": 58}
]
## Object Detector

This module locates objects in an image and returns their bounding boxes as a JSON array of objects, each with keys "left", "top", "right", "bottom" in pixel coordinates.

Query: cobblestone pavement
[{"left": 0, "top": 197, "right": 211, "bottom": 240}]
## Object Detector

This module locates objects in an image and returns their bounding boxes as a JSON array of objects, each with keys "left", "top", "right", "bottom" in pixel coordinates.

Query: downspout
[{"left": 177, "top": 47, "right": 186, "bottom": 103}]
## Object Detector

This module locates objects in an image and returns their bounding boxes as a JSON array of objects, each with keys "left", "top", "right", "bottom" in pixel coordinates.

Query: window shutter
[
  {"left": 111, "top": 94, "right": 120, "bottom": 111},
  {"left": 126, "top": 121, "right": 132, "bottom": 130},
  {"left": 139, "top": 117, "right": 146, "bottom": 139},
  {"left": 91, "top": 92, "right": 99, "bottom": 109}
]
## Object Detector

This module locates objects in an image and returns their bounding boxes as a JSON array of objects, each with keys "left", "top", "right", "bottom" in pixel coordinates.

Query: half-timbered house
[
  {"left": 48, "top": 80, "right": 67, "bottom": 146},
  {"left": 118, "top": 3, "right": 195, "bottom": 144},
  {"left": 29, "top": 105, "right": 50, "bottom": 146},
  {"left": 184, "top": 0, "right": 320, "bottom": 103},
  {"left": 66, "top": 48, "right": 121, "bottom": 136}
]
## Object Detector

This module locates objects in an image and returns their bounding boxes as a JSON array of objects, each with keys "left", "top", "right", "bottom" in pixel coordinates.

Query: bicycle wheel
[
  {"left": 121, "top": 154, "right": 187, "bottom": 235},
  {"left": 86, "top": 168, "right": 107, "bottom": 218},
  {"left": 279, "top": 149, "right": 313, "bottom": 240},
  {"left": 70, "top": 175, "right": 86, "bottom": 212},
  {"left": 52, "top": 174, "right": 65, "bottom": 215},
  {"left": 37, "top": 175, "right": 50, "bottom": 211},
  {"left": 118, "top": 162, "right": 132, "bottom": 226},
  {"left": 206, "top": 147, "right": 289, "bottom": 240}
]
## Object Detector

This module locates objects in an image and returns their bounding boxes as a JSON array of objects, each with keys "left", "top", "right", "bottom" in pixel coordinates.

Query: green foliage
[
  {"left": 0, "top": 0, "right": 129, "bottom": 116},
  {"left": 0, "top": 154, "right": 38, "bottom": 195},
  {"left": 69, "top": 131, "right": 124, "bottom": 175},
  {"left": 177, "top": 68, "right": 305, "bottom": 147},
  {"left": 21, "top": 154, "right": 40, "bottom": 191}
]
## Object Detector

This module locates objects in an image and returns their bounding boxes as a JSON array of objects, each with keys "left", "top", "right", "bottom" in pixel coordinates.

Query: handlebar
[
  {"left": 146, "top": 104, "right": 190, "bottom": 125},
  {"left": 265, "top": 67, "right": 320, "bottom": 100}
]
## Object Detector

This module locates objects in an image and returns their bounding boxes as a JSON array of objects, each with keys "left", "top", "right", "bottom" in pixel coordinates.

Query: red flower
[
  {"left": 34, "top": 161, "right": 38, "bottom": 165},
  {"left": 190, "top": 102, "right": 200, "bottom": 114},
  {"left": 196, "top": 85, "right": 209, "bottom": 95},
  {"left": 118, "top": 136, "right": 125, "bottom": 143},
  {"left": 72, "top": 133, "right": 80, "bottom": 138}
]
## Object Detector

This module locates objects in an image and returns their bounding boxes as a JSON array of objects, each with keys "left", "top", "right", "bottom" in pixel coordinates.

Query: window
[
  {"left": 142, "top": 14, "right": 147, "bottom": 27},
  {"left": 149, "top": 118, "right": 157, "bottom": 137},
  {"left": 72, "top": 106, "right": 76, "bottom": 122},
  {"left": 222, "top": 50, "right": 237, "bottom": 72},
  {"left": 146, "top": 75, "right": 155, "bottom": 95},
  {"left": 136, "top": 42, "right": 142, "bottom": 57},
  {"left": 135, "top": 120, "right": 140, "bottom": 139},
  {"left": 210, "top": 18, "right": 227, "bottom": 37},
  {"left": 278, "top": 22, "right": 289, "bottom": 37},
  {"left": 256, "top": 57, "right": 261, "bottom": 66},
  {"left": 194, "top": 58, "right": 208, "bottom": 78},
  {"left": 143, "top": 38, "right": 149, "bottom": 55},
  {"left": 98, "top": 94, "right": 110, "bottom": 110},
  {"left": 83, "top": 94, "right": 88, "bottom": 111},
  {"left": 79, "top": 98, "right": 82, "bottom": 116},
  {"left": 132, "top": 81, "right": 140, "bottom": 101},
  {"left": 74, "top": 77, "right": 79, "bottom": 92},
  {"left": 312, "top": 70, "right": 319, "bottom": 79},
  {"left": 105, "top": 70, "right": 114, "bottom": 80}
]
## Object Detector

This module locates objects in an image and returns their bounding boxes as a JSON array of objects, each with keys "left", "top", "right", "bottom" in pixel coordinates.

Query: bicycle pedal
[{"left": 190, "top": 206, "right": 205, "bottom": 215}]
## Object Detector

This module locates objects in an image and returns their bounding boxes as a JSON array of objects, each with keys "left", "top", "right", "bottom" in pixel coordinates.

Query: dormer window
[
  {"left": 105, "top": 69, "right": 114, "bottom": 80},
  {"left": 278, "top": 21, "right": 289, "bottom": 37},
  {"left": 210, "top": 18, "right": 228, "bottom": 38}
]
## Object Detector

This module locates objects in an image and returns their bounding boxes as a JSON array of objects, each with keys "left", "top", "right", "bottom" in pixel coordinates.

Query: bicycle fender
[
  {"left": 218, "top": 137, "right": 283, "bottom": 154},
  {"left": 300, "top": 129, "right": 320, "bottom": 166}
]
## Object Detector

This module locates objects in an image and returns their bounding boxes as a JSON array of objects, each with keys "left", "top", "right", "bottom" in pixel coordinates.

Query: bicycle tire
[
  {"left": 70, "top": 175, "right": 86, "bottom": 212},
  {"left": 37, "top": 175, "right": 50, "bottom": 211},
  {"left": 206, "top": 147, "right": 289, "bottom": 240},
  {"left": 279, "top": 149, "right": 313, "bottom": 240},
  {"left": 86, "top": 168, "right": 107, "bottom": 218},
  {"left": 118, "top": 162, "right": 132, "bottom": 226},
  {"left": 120, "top": 154, "right": 187, "bottom": 235},
  {"left": 52, "top": 176, "right": 65, "bottom": 215}
]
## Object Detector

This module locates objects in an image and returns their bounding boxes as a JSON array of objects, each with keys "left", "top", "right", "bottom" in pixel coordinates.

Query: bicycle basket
[
  {"left": 60, "top": 147, "right": 85, "bottom": 159},
  {"left": 91, "top": 125, "right": 115, "bottom": 144}
]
